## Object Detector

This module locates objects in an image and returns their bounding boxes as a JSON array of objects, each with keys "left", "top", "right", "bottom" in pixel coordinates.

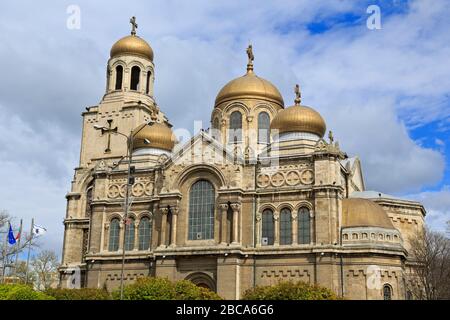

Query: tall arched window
[
  {"left": 188, "top": 180, "right": 215, "bottom": 240},
  {"left": 124, "top": 217, "right": 135, "bottom": 251},
  {"left": 383, "top": 284, "right": 392, "bottom": 300},
  {"left": 130, "top": 66, "right": 141, "bottom": 91},
  {"left": 109, "top": 218, "right": 120, "bottom": 251},
  {"left": 146, "top": 71, "right": 151, "bottom": 94},
  {"left": 212, "top": 117, "right": 221, "bottom": 141},
  {"left": 262, "top": 209, "right": 274, "bottom": 245},
  {"left": 85, "top": 186, "right": 93, "bottom": 217},
  {"left": 258, "top": 112, "right": 270, "bottom": 144},
  {"left": 229, "top": 111, "right": 242, "bottom": 143},
  {"left": 280, "top": 208, "right": 292, "bottom": 245},
  {"left": 115, "top": 65, "right": 123, "bottom": 90},
  {"left": 138, "top": 217, "right": 152, "bottom": 250},
  {"left": 298, "top": 207, "right": 311, "bottom": 244}
]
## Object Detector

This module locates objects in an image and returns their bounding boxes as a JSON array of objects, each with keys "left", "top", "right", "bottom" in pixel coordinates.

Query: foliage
[
  {"left": 406, "top": 228, "right": 450, "bottom": 300},
  {"left": 242, "top": 280, "right": 339, "bottom": 300},
  {"left": 31, "top": 250, "right": 60, "bottom": 290},
  {"left": 45, "top": 288, "right": 111, "bottom": 300},
  {"left": 115, "top": 277, "right": 222, "bottom": 300},
  {"left": 0, "top": 284, "right": 54, "bottom": 300}
]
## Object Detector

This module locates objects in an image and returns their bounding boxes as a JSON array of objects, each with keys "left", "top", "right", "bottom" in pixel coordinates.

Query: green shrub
[
  {"left": 242, "top": 280, "right": 339, "bottom": 300},
  {"left": 45, "top": 288, "right": 111, "bottom": 300},
  {"left": 115, "top": 277, "right": 221, "bottom": 300},
  {"left": 0, "top": 284, "right": 54, "bottom": 300}
]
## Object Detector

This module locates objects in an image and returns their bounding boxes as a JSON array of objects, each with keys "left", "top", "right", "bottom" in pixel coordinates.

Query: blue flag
[{"left": 8, "top": 224, "right": 16, "bottom": 245}]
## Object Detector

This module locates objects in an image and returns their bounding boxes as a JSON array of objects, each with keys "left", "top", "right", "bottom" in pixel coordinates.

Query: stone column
[
  {"left": 219, "top": 204, "right": 229, "bottom": 245},
  {"left": 160, "top": 207, "right": 169, "bottom": 247},
  {"left": 273, "top": 211, "right": 280, "bottom": 246},
  {"left": 134, "top": 220, "right": 139, "bottom": 250},
  {"left": 255, "top": 213, "right": 262, "bottom": 247},
  {"left": 118, "top": 220, "right": 124, "bottom": 250},
  {"left": 170, "top": 206, "right": 179, "bottom": 247},
  {"left": 292, "top": 211, "right": 298, "bottom": 245},
  {"left": 230, "top": 203, "right": 241, "bottom": 244}
]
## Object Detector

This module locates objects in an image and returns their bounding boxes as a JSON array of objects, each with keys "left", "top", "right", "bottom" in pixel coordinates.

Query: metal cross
[
  {"left": 101, "top": 119, "right": 118, "bottom": 153},
  {"left": 130, "top": 16, "right": 138, "bottom": 35}
]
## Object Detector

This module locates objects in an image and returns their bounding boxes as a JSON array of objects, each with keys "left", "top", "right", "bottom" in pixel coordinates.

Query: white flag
[{"left": 33, "top": 224, "right": 47, "bottom": 236}]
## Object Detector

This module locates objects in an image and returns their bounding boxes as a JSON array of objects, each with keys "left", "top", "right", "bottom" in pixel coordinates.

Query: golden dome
[
  {"left": 110, "top": 35, "right": 154, "bottom": 61},
  {"left": 132, "top": 122, "right": 175, "bottom": 152},
  {"left": 270, "top": 105, "right": 326, "bottom": 137},
  {"left": 215, "top": 45, "right": 283, "bottom": 108},
  {"left": 270, "top": 84, "right": 326, "bottom": 137},
  {"left": 342, "top": 198, "right": 395, "bottom": 229},
  {"left": 215, "top": 70, "right": 284, "bottom": 107}
]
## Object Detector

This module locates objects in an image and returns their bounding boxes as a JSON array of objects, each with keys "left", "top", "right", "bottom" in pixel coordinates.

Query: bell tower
[{"left": 79, "top": 17, "right": 167, "bottom": 166}]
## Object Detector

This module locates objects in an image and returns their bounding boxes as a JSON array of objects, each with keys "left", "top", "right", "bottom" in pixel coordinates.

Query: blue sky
[{"left": 0, "top": 0, "right": 449, "bottom": 256}]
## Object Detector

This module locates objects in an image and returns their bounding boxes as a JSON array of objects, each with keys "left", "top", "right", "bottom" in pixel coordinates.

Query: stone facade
[{"left": 59, "top": 25, "right": 426, "bottom": 300}]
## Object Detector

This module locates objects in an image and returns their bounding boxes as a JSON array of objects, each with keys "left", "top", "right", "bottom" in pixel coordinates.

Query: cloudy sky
[{"left": 0, "top": 0, "right": 449, "bottom": 255}]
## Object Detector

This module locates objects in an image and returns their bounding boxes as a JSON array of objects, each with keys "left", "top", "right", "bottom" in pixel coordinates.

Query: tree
[
  {"left": 242, "top": 280, "right": 339, "bottom": 300},
  {"left": 1, "top": 210, "right": 38, "bottom": 281},
  {"left": 31, "top": 250, "right": 60, "bottom": 291},
  {"left": 406, "top": 228, "right": 450, "bottom": 300},
  {"left": 115, "top": 277, "right": 222, "bottom": 300}
]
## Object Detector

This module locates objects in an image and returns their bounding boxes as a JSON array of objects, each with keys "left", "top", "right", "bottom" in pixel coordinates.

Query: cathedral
[{"left": 59, "top": 19, "right": 426, "bottom": 300}]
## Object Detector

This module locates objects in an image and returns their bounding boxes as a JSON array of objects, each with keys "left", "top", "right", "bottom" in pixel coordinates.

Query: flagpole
[
  {"left": 1, "top": 222, "right": 9, "bottom": 284},
  {"left": 25, "top": 218, "right": 34, "bottom": 285},
  {"left": 14, "top": 219, "right": 23, "bottom": 280}
]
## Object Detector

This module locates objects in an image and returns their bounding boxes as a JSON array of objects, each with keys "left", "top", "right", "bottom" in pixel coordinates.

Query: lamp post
[{"left": 94, "top": 123, "right": 150, "bottom": 300}]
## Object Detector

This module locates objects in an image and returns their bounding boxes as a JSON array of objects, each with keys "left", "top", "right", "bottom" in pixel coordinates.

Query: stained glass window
[
  {"left": 188, "top": 180, "right": 215, "bottom": 240},
  {"left": 258, "top": 112, "right": 270, "bottom": 144},
  {"left": 229, "top": 111, "right": 242, "bottom": 143},
  {"left": 280, "top": 208, "right": 292, "bottom": 245},
  {"left": 109, "top": 218, "right": 120, "bottom": 251},
  {"left": 138, "top": 217, "right": 152, "bottom": 250},
  {"left": 298, "top": 207, "right": 311, "bottom": 244},
  {"left": 262, "top": 209, "right": 274, "bottom": 245},
  {"left": 124, "top": 218, "right": 135, "bottom": 251}
]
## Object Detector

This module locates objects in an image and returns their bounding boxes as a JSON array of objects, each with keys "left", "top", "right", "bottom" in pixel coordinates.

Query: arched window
[
  {"left": 188, "top": 180, "right": 215, "bottom": 240},
  {"left": 130, "top": 66, "right": 141, "bottom": 91},
  {"left": 138, "top": 217, "right": 152, "bottom": 250},
  {"left": 115, "top": 65, "right": 123, "bottom": 90},
  {"left": 124, "top": 217, "right": 135, "bottom": 251},
  {"left": 258, "top": 112, "right": 270, "bottom": 144},
  {"left": 109, "top": 218, "right": 120, "bottom": 251},
  {"left": 146, "top": 71, "right": 151, "bottom": 94},
  {"left": 280, "top": 208, "right": 292, "bottom": 245},
  {"left": 85, "top": 186, "right": 93, "bottom": 217},
  {"left": 229, "top": 111, "right": 242, "bottom": 143},
  {"left": 212, "top": 117, "right": 221, "bottom": 141},
  {"left": 261, "top": 209, "right": 274, "bottom": 245},
  {"left": 383, "top": 284, "right": 392, "bottom": 300},
  {"left": 298, "top": 207, "right": 311, "bottom": 244}
]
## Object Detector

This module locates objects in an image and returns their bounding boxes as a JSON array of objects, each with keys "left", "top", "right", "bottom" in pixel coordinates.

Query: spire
[
  {"left": 246, "top": 44, "right": 254, "bottom": 73},
  {"left": 130, "top": 16, "right": 138, "bottom": 36},
  {"left": 294, "top": 84, "right": 301, "bottom": 105}
]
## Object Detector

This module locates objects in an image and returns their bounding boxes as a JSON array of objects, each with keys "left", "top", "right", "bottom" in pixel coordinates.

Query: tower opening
[
  {"left": 130, "top": 66, "right": 141, "bottom": 91},
  {"left": 146, "top": 71, "right": 151, "bottom": 94},
  {"left": 115, "top": 65, "right": 123, "bottom": 90}
]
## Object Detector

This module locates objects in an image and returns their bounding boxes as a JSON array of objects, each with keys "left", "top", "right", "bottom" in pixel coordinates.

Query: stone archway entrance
[{"left": 185, "top": 272, "right": 216, "bottom": 292}]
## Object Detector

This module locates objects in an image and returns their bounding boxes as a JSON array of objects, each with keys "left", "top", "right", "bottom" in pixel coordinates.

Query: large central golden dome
[
  {"left": 270, "top": 84, "right": 326, "bottom": 137},
  {"left": 215, "top": 46, "right": 284, "bottom": 108},
  {"left": 110, "top": 35, "right": 154, "bottom": 61},
  {"left": 215, "top": 70, "right": 284, "bottom": 107}
]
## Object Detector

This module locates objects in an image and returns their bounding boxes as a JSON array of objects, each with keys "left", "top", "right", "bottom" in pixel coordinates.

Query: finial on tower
[
  {"left": 294, "top": 84, "right": 301, "bottom": 105},
  {"left": 328, "top": 130, "right": 334, "bottom": 144},
  {"left": 246, "top": 44, "right": 254, "bottom": 72},
  {"left": 130, "top": 16, "right": 138, "bottom": 36}
]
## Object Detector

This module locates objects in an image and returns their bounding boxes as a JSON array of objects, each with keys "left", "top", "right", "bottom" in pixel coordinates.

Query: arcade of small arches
[
  {"left": 109, "top": 62, "right": 153, "bottom": 94},
  {"left": 103, "top": 178, "right": 313, "bottom": 252}
]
